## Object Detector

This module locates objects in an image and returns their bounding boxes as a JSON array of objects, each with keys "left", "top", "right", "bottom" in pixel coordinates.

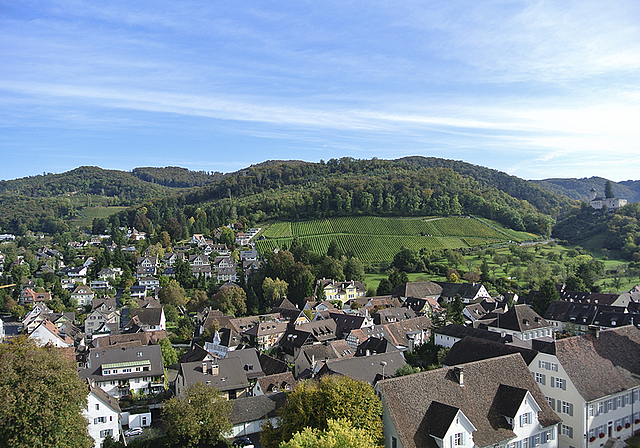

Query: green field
[
  {"left": 71, "top": 206, "right": 128, "bottom": 229},
  {"left": 256, "top": 216, "right": 536, "bottom": 263}
]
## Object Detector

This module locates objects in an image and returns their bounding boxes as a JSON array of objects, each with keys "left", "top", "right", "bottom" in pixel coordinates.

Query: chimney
[
  {"left": 211, "top": 363, "right": 219, "bottom": 376},
  {"left": 588, "top": 325, "right": 600, "bottom": 339},
  {"left": 202, "top": 361, "right": 208, "bottom": 374},
  {"left": 454, "top": 366, "right": 464, "bottom": 386}
]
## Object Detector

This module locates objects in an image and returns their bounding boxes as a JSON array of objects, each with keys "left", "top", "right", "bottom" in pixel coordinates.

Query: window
[
  {"left": 550, "top": 377, "right": 566, "bottom": 390},
  {"left": 95, "top": 404, "right": 100, "bottom": 411},
  {"left": 94, "top": 416, "right": 107, "bottom": 424},
  {"left": 561, "top": 401, "right": 574, "bottom": 416},
  {"left": 454, "top": 433, "right": 465, "bottom": 446},
  {"left": 561, "top": 425, "right": 574, "bottom": 438},
  {"left": 521, "top": 412, "right": 532, "bottom": 426},
  {"left": 100, "top": 429, "right": 113, "bottom": 438},
  {"left": 547, "top": 397, "right": 556, "bottom": 411},
  {"left": 538, "top": 360, "right": 559, "bottom": 372},
  {"left": 391, "top": 436, "right": 397, "bottom": 448},
  {"left": 535, "top": 372, "right": 546, "bottom": 385}
]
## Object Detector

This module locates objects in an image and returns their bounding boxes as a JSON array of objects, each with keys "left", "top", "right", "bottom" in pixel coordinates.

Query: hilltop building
[{"left": 589, "top": 188, "right": 627, "bottom": 210}]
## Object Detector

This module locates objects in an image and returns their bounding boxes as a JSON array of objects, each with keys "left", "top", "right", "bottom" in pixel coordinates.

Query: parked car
[
  {"left": 124, "top": 427, "right": 143, "bottom": 437},
  {"left": 233, "top": 437, "right": 254, "bottom": 448}
]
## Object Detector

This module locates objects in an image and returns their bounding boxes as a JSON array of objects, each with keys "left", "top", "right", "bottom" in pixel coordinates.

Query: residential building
[
  {"left": 71, "top": 285, "right": 95, "bottom": 307},
  {"left": 483, "top": 305, "right": 554, "bottom": 341},
  {"left": 529, "top": 325, "right": 640, "bottom": 448},
  {"left": 80, "top": 345, "right": 165, "bottom": 398},
  {"left": 84, "top": 382, "right": 122, "bottom": 448},
  {"left": 377, "top": 354, "right": 561, "bottom": 448},
  {"left": 316, "top": 278, "right": 367, "bottom": 304},
  {"left": 176, "top": 358, "right": 250, "bottom": 400}
]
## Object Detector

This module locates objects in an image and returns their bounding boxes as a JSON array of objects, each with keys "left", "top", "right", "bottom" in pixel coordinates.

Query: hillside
[
  {"left": 532, "top": 177, "right": 640, "bottom": 202},
  {"left": 113, "top": 157, "right": 577, "bottom": 241},
  {"left": 0, "top": 157, "right": 578, "bottom": 237}
]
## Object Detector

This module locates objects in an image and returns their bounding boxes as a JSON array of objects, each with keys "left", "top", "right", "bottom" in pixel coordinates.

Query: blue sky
[{"left": 1, "top": 1, "right": 640, "bottom": 182}]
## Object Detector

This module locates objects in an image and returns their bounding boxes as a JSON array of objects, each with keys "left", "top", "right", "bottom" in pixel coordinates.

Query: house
[
  {"left": 71, "top": 285, "right": 95, "bottom": 307},
  {"left": 0, "top": 314, "right": 23, "bottom": 341},
  {"left": 530, "top": 325, "right": 640, "bottom": 448},
  {"left": 84, "top": 381, "right": 122, "bottom": 448},
  {"left": 391, "top": 281, "right": 443, "bottom": 302},
  {"left": 377, "top": 353, "right": 561, "bottom": 448},
  {"left": 175, "top": 358, "right": 250, "bottom": 400},
  {"left": 440, "top": 336, "right": 539, "bottom": 368},
  {"left": 317, "top": 351, "right": 407, "bottom": 385},
  {"left": 80, "top": 345, "right": 165, "bottom": 398},
  {"left": 589, "top": 188, "right": 627, "bottom": 210},
  {"left": 434, "top": 324, "right": 512, "bottom": 348},
  {"left": 253, "top": 372, "right": 296, "bottom": 396},
  {"left": 226, "top": 348, "right": 265, "bottom": 381},
  {"left": 204, "top": 328, "right": 242, "bottom": 358},
  {"left": 138, "top": 276, "right": 160, "bottom": 290},
  {"left": 243, "top": 320, "right": 288, "bottom": 351},
  {"left": 346, "top": 316, "right": 431, "bottom": 352},
  {"left": 435, "top": 281, "right": 492, "bottom": 304},
  {"left": 136, "top": 256, "right": 158, "bottom": 276},
  {"left": 228, "top": 393, "right": 287, "bottom": 438},
  {"left": 124, "top": 307, "right": 166, "bottom": 332},
  {"left": 278, "top": 320, "right": 338, "bottom": 363},
  {"left": 85, "top": 304, "right": 120, "bottom": 336},
  {"left": 293, "top": 339, "right": 355, "bottom": 378},
  {"left": 373, "top": 307, "right": 417, "bottom": 325},
  {"left": 29, "top": 319, "right": 74, "bottom": 348},
  {"left": 483, "top": 305, "right": 554, "bottom": 341},
  {"left": 19, "top": 287, "right": 51, "bottom": 305},
  {"left": 329, "top": 311, "right": 370, "bottom": 338},
  {"left": 316, "top": 278, "right": 367, "bottom": 304}
]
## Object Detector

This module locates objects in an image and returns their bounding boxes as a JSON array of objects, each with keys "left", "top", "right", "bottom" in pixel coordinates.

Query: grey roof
[
  {"left": 424, "top": 401, "right": 459, "bottom": 439},
  {"left": 179, "top": 357, "right": 250, "bottom": 393},
  {"left": 258, "top": 353, "right": 289, "bottom": 376},
  {"left": 373, "top": 307, "right": 417, "bottom": 325},
  {"left": 391, "top": 281, "right": 443, "bottom": 299},
  {"left": 435, "top": 282, "right": 485, "bottom": 299},
  {"left": 128, "top": 307, "right": 163, "bottom": 327},
  {"left": 442, "top": 336, "right": 538, "bottom": 367},
  {"left": 436, "top": 324, "right": 511, "bottom": 343},
  {"left": 80, "top": 344, "right": 164, "bottom": 382},
  {"left": 229, "top": 392, "right": 287, "bottom": 425},
  {"left": 377, "top": 354, "right": 561, "bottom": 448},
  {"left": 319, "top": 351, "right": 406, "bottom": 385},
  {"left": 487, "top": 304, "right": 550, "bottom": 332},
  {"left": 226, "top": 348, "right": 265, "bottom": 380},
  {"left": 548, "top": 325, "right": 640, "bottom": 401},
  {"left": 329, "top": 312, "right": 366, "bottom": 338}
]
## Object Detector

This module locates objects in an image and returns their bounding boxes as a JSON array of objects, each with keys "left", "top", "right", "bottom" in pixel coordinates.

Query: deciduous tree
[
  {"left": 0, "top": 336, "right": 93, "bottom": 448},
  {"left": 162, "top": 382, "right": 232, "bottom": 448}
]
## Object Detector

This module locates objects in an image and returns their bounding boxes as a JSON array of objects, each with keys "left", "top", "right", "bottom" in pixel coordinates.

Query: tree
[
  {"left": 219, "top": 227, "right": 235, "bottom": 245},
  {"left": 159, "top": 338, "right": 178, "bottom": 368},
  {"left": 447, "top": 296, "right": 465, "bottom": 325},
  {"left": 212, "top": 285, "right": 247, "bottom": 316},
  {"left": 605, "top": 180, "right": 615, "bottom": 199},
  {"left": 158, "top": 279, "right": 187, "bottom": 307},
  {"left": 262, "top": 277, "right": 288, "bottom": 308},
  {"left": 280, "top": 418, "right": 378, "bottom": 448},
  {"left": 326, "top": 239, "right": 344, "bottom": 259},
  {"left": 0, "top": 336, "right": 93, "bottom": 448},
  {"left": 532, "top": 278, "right": 560, "bottom": 316},
  {"left": 343, "top": 257, "right": 365, "bottom": 282},
  {"left": 162, "top": 382, "right": 232, "bottom": 448},
  {"left": 261, "top": 375, "right": 383, "bottom": 448}
]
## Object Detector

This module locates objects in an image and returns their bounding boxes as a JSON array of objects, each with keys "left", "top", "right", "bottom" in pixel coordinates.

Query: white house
[
  {"left": 589, "top": 188, "right": 627, "bottom": 210},
  {"left": 377, "top": 354, "right": 561, "bottom": 448},
  {"left": 529, "top": 325, "right": 640, "bottom": 448},
  {"left": 84, "top": 382, "right": 122, "bottom": 448},
  {"left": 30, "top": 319, "right": 74, "bottom": 348}
]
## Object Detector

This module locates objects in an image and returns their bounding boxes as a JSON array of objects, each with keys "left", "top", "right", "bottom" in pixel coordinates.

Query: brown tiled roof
[
  {"left": 550, "top": 325, "right": 640, "bottom": 401},
  {"left": 391, "top": 281, "right": 443, "bottom": 299},
  {"left": 256, "top": 372, "right": 297, "bottom": 394},
  {"left": 377, "top": 354, "right": 561, "bottom": 448}
]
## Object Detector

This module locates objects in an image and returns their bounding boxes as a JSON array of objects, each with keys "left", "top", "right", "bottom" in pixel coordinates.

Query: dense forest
[
  {"left": 532, "top": 176, "right": 640, "bottom": 202},
  {"left": 0, "top": 157, "right": 579, "bottom": 237},
  {"left": 110, "top": 157, "right": 577, "bottom": 242}
]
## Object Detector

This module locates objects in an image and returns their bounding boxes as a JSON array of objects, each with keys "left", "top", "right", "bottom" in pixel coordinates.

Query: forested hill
[
  {"left": 531, "top": 177, "right": 640, "bottom": 203},
  {"left": 0, "top": 166, "right": 175, "bottom": 200},
  {"left": 117, "top": 157, "right": 577, "bottom": 239},
  {"left": 131, "top": 167, "right": 224, "bottom": 188}
]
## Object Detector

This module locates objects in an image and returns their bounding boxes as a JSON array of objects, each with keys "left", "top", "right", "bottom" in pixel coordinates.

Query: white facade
[
  {"left": 84, "top": 389, "right": 121, "bottom": 448},
  {"left": 530, "top": 351, "right": 640, "bottom": 448}
]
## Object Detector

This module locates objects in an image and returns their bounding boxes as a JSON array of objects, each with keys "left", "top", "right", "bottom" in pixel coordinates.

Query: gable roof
[
  {"left": 256, "top": 372, "right": 297, "bottom": 394},
  {"left": 391, "top": 281, "right": 443, "bottom": 299},
  {"left": 319, "top": 351, "right": 406, "bottom": 385},
  {"left": 377, "top": 354, "right": 561, "bottom": 448},
  {"left": 229, "top": 392, "right": 287, "bottom": 425},
  {"left": 487, "top": 304, "right": 550, "bottom": 332},
  {"left": 442, "top": 336, "right": 538, "bottom": 367},
  {"left": 436, "top": 324, "right": 511, "bottom": 343},
  {"left": 547, "top": 325, "right": 640, "bottom": 401},
  {"left": 179, "top": 357, "right": 250, "bottom": 392}
]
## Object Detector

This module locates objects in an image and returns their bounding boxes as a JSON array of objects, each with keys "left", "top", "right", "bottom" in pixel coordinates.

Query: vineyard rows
[{"left": 255, "top": 216, "right": 525, "bottom": 262}]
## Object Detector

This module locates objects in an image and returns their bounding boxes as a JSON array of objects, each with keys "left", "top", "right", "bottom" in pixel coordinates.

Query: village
[{"left": 2, "top": 226, "right": 640, "bottom": 448}]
